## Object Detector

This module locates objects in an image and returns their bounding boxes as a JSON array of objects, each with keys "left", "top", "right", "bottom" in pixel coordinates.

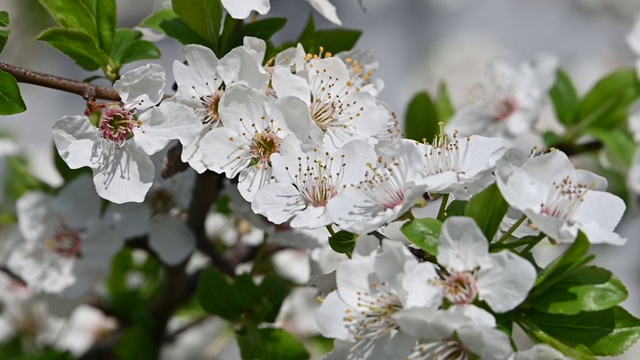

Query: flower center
[
  {"left": 250, "top": 131, "right": 282, "bottom": 164},
  {"left": 345, "top": 281, "right": 402, "bottom": 344},
  {"left": 99, "top": 108, "right": 137, "bottom": 147},
  {"left": 287, "top": 151, "right": 346, "bottom": 207},
  {"left": 200, "top": 91, "right": 223, "bottom": 125},
  {"left": 358, "top": 159, "right": 407, "bottom": 210},
  {"left": 422, "top": 132, "right": 469, "bottom": 178},
  {"left": 540, "top": 176, "right": 589, "bottom": 222},
  {"left": 310, "top": 100, "right": 337, "bottom": 131},
  {"left": 438, "top": 271, "right": 478, "bottom": 306},
  {"left": 494, "top": 98, "right": 518, "bottom": 121},
  {"left": 46, "top": 226, "right": 82, "bottom": 258},
  {"left": 407, "top": 339, "right": 469, "bottom": 360}
]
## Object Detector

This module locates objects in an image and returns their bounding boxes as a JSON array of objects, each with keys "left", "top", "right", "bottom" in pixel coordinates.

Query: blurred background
[{"left": 2, "top": 0, "right": 640, "bottom": 358}]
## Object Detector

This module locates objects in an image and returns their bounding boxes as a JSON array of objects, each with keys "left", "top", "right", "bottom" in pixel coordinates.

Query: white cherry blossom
[
  {"left": 52, "top": 64, "right": 201, "bottom": 203},
  {"left": 496, "top": 149, "right": 627, "bottom": 245},
  {"left": 403, "top": 217, "right": 536, "bottom": 313}
]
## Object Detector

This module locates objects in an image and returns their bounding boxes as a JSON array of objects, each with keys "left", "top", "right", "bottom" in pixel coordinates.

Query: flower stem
[
  {"left": 326, "top": 225, "right": 336, "bottom": 236},
  {"left": 494, "top": 214, "right": 527, "bottom": 244},
  {"left": 519, "top": 233, "right": 546, "bottom": 256},
  {"left": 436, "top": 193, "right": 449, "bottom": 221}
]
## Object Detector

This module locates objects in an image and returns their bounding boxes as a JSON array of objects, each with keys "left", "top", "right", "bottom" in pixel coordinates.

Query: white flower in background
[
  {"left": 496, "top": 149, "right": 627, "bottom": 245},
  {"left": 52, "top": 64, "right": 201, "bottom": 203},
  {"left": 415, "top": 131, "right": 504, "bottom": 195},
  {"left": 403, "top": 217, "right": 536, "bottom": 313},
  {"left": 393, "top": 306, "right": 513, "bottom": 360},
  {"left": 316, "top": 240, "right": 432, "bottom": 360},
  {"left": 173, "top": 43, "right": 270, "bottom": 173},
  {"left": 307, "top": 0, "right": 342, "bottom": 25},
  {"left": 252, "top": 139, "right": 377, "bottom": 229},
  {"left": 271, "top": 57, "right": 389, "bottom": 150},
  {"left": 8, "top": 176, "right": 123, "bottom": 296},
  {"left": 626, "top": 100, "right": 640, "bottom": 194},
  {"left": 336, "top": 48, "right": 384, "bottom": 96},
  {"left": 445, "top": 55, "right": 557, "bottom": 142},
  {"left": 198, "top": 85, "right": 309, "bottom": 201},
  {"left": 328, "top": 139, "right": 426, "bottom": 234},
  {"left": 105, "top": 149, "right": 196, "bottom": 266}
]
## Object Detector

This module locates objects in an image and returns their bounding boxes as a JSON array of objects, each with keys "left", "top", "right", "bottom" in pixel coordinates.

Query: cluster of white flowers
[{"left": 6, "top": 13, "right": 630, "bottom": 359}]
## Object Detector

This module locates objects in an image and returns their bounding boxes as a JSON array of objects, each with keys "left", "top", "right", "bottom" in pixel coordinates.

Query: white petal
[
  {"left": 290, "top": 205, "right": 332, "bottom": 229},
  {"left": 17, "top": 192, "right": 54, "bottom": 243},
  {"left": 218, "top": 47, "right": 269, "bottom": 90},
  {"left": 336, "top": 256, "right": 376, "bottom": 308},
  {"left": 183, "top": 44, "right": 220, "bottom": 81},
  {"left": 574, "top": 191, "right": 626, "bottom": 245},
  {"left": 438, "top": 217, "right": 490, "bottom": 271},
  {"left": 149, "top": 215, "right": 196, "bottom": 266},
  {"left": 457, "top": 326, "right": 513, "bottom": 360},
  {"left": 114, "top": 64, "right": 165, "bottom": 109},
  {"left": 272, "top": 68, "right": 311, "bottom": 106},
  {"left": 134, "top": 102, "right": 201, "bottom": 155},
  {"left": 237, "top": 165, "right": 274, "bottom": 202},
  {"left": 104, "top": 202, "right": 151, "bottom": 239},
  {"left": 92, "top": 142, "right": 155, "bottom": 204},
  {"left": 52, "top": 116, "right": 100, "bottom": 169},
  {"left": 477, "top": 251, "right": 536, "bottom": 313},
  {"left": 307, "top": 0, "right": 341, "bottom": 25},
  {"left": 252, "top": 183, "right": 306, "bottom": 224},
  {"left": 53, "top": 175, "right": 101, "bottom": 228},
  {"left": 81, "top": 223, "right": 125, "bottom": 268},
  {"left": 198, "top": 127, "right": 250, "bottom": 177},
  {"left": 402, "top": 262, "right": 442, "bottom": 309},
  {"left": 221, "top": 0, "right": 270, "bottom": 19},
  {"left": 315, "top": 291, "right": 351, "bottom": 340},
  {"left": 218, "top": 85, "right": 270, "bottom": 132}
]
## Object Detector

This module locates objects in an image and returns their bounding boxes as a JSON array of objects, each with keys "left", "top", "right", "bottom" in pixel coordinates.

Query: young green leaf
[
  {"left": 444, "top": 199, "right": 467, "bottom": 218},
  {"left": 400, "top": 218, "right": 442, "bottom": 255},
  {"left": 172, "top": 0, "right": 222, "bottom": 49},
  {"left": 464, "top": 183, "right": 508, "bottom": 241},
  {"left": 328, "top": 230, "right": 358, "bottom": 254},
  {"left": 531, "top": 266, "right": 628, "bottom": 315},
  {"left": 139, "top": 8, "right": 177, "bottom": 32},
  {"left": 109, "top": 29, "right": 161, "bottom": 70},
  {"left": 549, "top": 69, "right": 579, "bottom": 125},
  {"left": 39, "top": 0, "right": 98, "bottom": 41},
  {"left": 435, "top": 82, "right": 455, "bottom": 123},
  {"left": 196, "top": 266, "right": 243, "bottom": 321},
  {"left": 522, "top": 306, "right": 640, "bottom": 356},
  {"left": 404, "top": 91, "right": 439, "bottom": 142},
  {"left": 0, "top": 11, "right": 10, "bottom": 54},
  {"left": 531, "top": 232, "right": 592, "bottom": 298},
  {"left": 237, "top": 327, "right": 310, "bottom": 360},
  {"left": 160, "top": 17, "right": 210, "bottom": 47},
  {"left": 36, "top": 27, "right": 110, "bottom": 71},
  {"left": 586, "top": 127, "right": 635, "bottom": 167},
  {"left": 0, "top": 70, "right": 26, "bottom": 115},
  {"left": 95, "top": 0, "right": 116, "bottom": 53},
  {"left": 576, "top": 68, "right": 640, "bottom": 130}
]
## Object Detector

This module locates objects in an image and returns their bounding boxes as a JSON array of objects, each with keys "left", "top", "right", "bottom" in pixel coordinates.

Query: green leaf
[
  {"left": 121, "top": 40, "right": 161, "bottom": 65},
  {"left": 39, "top": 0, "right": 97, "bottom": 41},
  {"left": 532, "top": 266, "right": 628, "bottom": 315},
  {"left": 0, "top": 11, "right": 9, "bottom": 27},
  {"left": 435, "top": 82, "right": 454, "bottom": 123},
  {"left": 549, "top": 69, "right": 579, "bottom": 125},
  {"left": 577, "top": 68, "right": 640, "bottom": 129},
  {"left": 400, "top": 218, "right": 442, "bottom": 255},
  {"left": 444, "top": 199, "right": 467, "bottom": 218},
  {"left": 531, "top": 232, "right": 592, "bottom": 299},
  {"left": 237, "top": 327, "right": 310, "bottom": 360},
  {"left": 115, "top": 325, "right": 157, "bottom": 360},
  {"left": 464, "top": 183, "right": 509, "bottom": 241},
  {"left": 0, "top": 11, "right": 10, "bottom": 54},
  {"left": 523, "top": 326, "right": 597, "bottom": 360},
  {"left": 219, "top": 13, "right": 239, "bottom": 55},
  {"left": 160, "top": 17, "right": 210, "bottom": 47},
  {"left": 36, "top": 27, "right": 110, "bottom": 71},
  {"left": 95, "top": 0, "right": 116, "bottom": 52},
  {"left": 139, "top": 9, "right": 177, "bottom": 31},
  {"left": 542, "top": 130, "right": 562, "bottom": 147},
  {"left": 297, "top": 13, "right": 316, "bottom": 42},
  {"left": 172, "top": 0, "right": 222, "bottom": 48},
  {"left": 522, "top": 306, "right": 640, "bottom": 356},
  {"left": 226, "top": 18, "right": 287, "bottom": 55},
  {"left": 254, "top": 274, "right": 290, "bottom": 324},
  {"left": 328, "top": 230, "right": 358, "bottom": 254},
  {"left": 404, "top": 91, "right": 439, "bottom": 142},
  {"left": 196, "top": 266, "right": 243, "bottom": 321},
  {"left": 0, "top": 70, "right": 26, "bottom": 115},
  {"left": 586, "top": 127, "right": 635, "bottom": 167},
  {"left": 306, "top": 29, "right": 361, "bottom": 55}
]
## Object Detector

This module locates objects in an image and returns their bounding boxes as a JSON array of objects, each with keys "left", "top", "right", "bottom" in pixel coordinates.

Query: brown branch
[{"left": 0, "top": 61, "right": 120, "bottom": 101}]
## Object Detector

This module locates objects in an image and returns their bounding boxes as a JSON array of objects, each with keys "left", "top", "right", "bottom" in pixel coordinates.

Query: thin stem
[
  {"left": 436, "top": 193, "right": 449, "bottom": 221},
  {"left": 326, "top": 225, "right": 336, "bottom": 236},
  {"left": 0, "top": 61, "right": 120, "bottom": 101},
  {"left": 519, "top": 233, "right": 546, "bottom": 256},
  {"left": 494, "top": 214, "right": 527, "bottom": 245}
]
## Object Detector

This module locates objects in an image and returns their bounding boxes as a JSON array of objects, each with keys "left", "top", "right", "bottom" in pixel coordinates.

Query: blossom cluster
[{"left": 1, "top": 5, "right": 634, "bottom": 357}]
